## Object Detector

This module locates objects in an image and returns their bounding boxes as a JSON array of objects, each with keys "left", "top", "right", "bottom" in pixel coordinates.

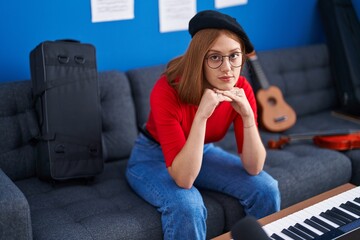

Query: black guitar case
[
  {"left": 29, "top": 40, "right": 103, "bottom": 181},
  {"left": 318, "top": 0, "right": 360, "bottom": 116}
]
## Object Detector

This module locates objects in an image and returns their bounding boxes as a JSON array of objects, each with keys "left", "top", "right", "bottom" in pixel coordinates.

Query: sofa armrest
[{"left": 0, "top": 169, "right": 32, "bottom": 240}]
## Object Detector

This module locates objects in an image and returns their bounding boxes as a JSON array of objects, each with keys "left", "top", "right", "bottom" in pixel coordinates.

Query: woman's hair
[{"left": 165, "top": 29, "right": 246, "bottom": 105}]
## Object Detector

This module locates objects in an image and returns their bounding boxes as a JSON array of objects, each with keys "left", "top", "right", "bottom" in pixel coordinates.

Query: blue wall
[{"left": 0, "top": 0, "right": 359, "bottom": 82}]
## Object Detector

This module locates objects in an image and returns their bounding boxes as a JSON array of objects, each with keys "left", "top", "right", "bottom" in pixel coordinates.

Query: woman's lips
[{"left": 219, "top": 76, "right": 233, "bottom": 82}]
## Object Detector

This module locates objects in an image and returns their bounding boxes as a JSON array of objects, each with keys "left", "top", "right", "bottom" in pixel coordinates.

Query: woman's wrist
[
  {"left": 243, "top": 123, "right": 255, "bottom": 128},
  {"left": 242, "top": 115, "right": 255, "bottom": 129}
]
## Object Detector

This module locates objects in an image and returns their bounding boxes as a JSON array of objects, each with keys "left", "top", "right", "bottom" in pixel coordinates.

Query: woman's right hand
[{"left": 197, "top": 89, "right": 231, "bottom": 119}]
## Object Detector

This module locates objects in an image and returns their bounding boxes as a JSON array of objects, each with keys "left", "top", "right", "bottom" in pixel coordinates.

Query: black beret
[{"left": 188, "top": 10, "right": 254, "bottom": 54}]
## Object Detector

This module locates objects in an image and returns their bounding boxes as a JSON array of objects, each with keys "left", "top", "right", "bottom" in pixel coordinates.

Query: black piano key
[
  {"left": 341, "top": 203, "right": 360, "bottom": 216},
  {"left": 281, "top": 228, "right": 303, "bottom": 240},
  {"left": 288, "top": 226, "right": 313, "bottom": 240},
  {"left": 326, "top": 209, "right": 352, "bottom": 224},
  {"left": 294, "top": 223, "right": 320, "bottom": 238},
  {"left": 270, "top": 233, "right": 285, "bottom": 240},
  {"left": 332, "top": 207, "right": 357, "bottom": 221},
  {"left": 354, "top": 197, "right": 360, "bottom": 204},
  {"left": 347, "top": 201, "right": 360, "bottom": 211},
  {"left": 304, "top": 219, "right": 329, "bottom": 233},
  {"left": 320, "top": 212, "right": 346, "bottom": 226},
  {"left": 310, "top": 216, "right": 336, "bottom": 230}
]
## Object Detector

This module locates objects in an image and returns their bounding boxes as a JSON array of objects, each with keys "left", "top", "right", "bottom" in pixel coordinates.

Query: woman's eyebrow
[{"left": 207, "top": 48, "right": 242, "bottom": 53}]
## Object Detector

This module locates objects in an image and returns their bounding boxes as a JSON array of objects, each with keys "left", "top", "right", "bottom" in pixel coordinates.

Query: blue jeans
[{"left": 126, "top": 134, "right": 280, "bottom": 240}]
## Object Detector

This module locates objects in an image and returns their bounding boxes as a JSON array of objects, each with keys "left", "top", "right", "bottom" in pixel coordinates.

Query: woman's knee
[
  {"left": 166, "top": 188, "right": 207, "bottom": 216},
  {"left": 252, "top": 174, "right": 281, "bottom": 214}
]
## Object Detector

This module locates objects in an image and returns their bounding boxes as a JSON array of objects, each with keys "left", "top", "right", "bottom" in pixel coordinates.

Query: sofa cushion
[
  {"left": 265, "top": 145, "right": 351, "bottom": 208},
  {"left": 15, "top": 160, "right": 226, "bottom": 239},
  {"left": 347, "top": 149, "right": 360, "bottom": 185},
  {"left": 99, "top": 71, "right": 138, "bottom": 162},
  {"left": 0, "top": 168, "right": 32, "bottom": 240}
]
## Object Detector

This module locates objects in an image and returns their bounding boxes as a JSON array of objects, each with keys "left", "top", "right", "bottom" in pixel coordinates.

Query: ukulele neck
[{"left": 248, "top": 54, "right": 270, "bottom": 90}]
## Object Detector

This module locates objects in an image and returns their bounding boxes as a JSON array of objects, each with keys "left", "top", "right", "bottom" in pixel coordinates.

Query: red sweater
[{"left": 146, "top": 75, "right": 258, "bottom": 167}]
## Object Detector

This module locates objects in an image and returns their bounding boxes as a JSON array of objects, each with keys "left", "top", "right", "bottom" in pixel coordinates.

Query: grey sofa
[{"left": 1, "top": 43, "right": 360, "bottom": 240}]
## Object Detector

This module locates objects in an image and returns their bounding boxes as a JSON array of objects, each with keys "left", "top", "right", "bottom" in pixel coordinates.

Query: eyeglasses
[{"left": 205, "top": 52, "right": 243, "bottom": 69}]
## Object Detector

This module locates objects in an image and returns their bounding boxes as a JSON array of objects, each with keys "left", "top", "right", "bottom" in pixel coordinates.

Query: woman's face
[{"left": 204, "top": 33, "right": 243, "bottom": 91}]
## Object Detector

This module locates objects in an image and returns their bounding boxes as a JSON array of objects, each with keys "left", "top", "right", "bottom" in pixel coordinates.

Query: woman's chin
[{"left": 217, "top": 85, "right": 234, "bottom": 91}]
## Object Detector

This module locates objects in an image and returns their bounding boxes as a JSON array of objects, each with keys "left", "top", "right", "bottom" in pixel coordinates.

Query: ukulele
[
  {"left": 247, "top": 51, "right": 297, "bottom": 132},
  {"left": 268, "top": 129, "right": 360, "bottom": 150}
]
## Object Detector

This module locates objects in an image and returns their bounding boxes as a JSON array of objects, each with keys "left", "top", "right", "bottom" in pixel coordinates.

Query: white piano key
[
  {"left": 263, "top": 222, "right": 293, "bottom": 240},
  {"left": 271, "top": 231, "right": 294, "bottom": 240}
]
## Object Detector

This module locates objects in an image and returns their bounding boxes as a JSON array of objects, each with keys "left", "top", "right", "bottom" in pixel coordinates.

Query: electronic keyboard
[{"left": 263, "top": 186, "right": 360, "bottom": 240}]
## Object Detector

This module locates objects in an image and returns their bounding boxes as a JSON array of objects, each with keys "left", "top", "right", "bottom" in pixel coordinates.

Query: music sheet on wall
[
  {"left": 91, "top": 0, "right": 134, "bottom": 23},
  {"left": 159, "top": 0, "right": 196, "bottom": 33},
  {"left": 215, "top": 0, "right": 248, "bottom": 9}
]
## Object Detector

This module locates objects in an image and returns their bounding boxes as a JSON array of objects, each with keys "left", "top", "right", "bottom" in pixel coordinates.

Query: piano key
[
  {"left": 331, "top": 207, "right": 357, "bottom": 221},
  {"left": 289, "top": 211, "right": 332, "bottom": 234},
  {"left": 300, "top": 208, "right": 339, "bottom": 228},
  {"left": 346, "top": 201, "right": 360, "bottom": 211},
  {"left": 288, "top": 226, "right": 313, "bottom": 240},
  {"left": 335, "top": 203, "right": 360, "bottom": 218},
  {"left": 335, "top": 191, "right": 358, "bottom": 205},
  {"left": 304, "top": 219, "right": 329, "bottom": 233},
  {"left": 285, "top": 212, "right": 324, "bottom": 235},
  {"left": 343, "top": 193, "right": 360, "bottom": 205},
  {"left": 263, "top": 221, "right": 291, "bottom": 237},
  {"left": 268, "top": 228, "right": 293, "bottom": 240},
  {"left": 354, "top": 197, "right": 360, "bottom": 204},
  {"left": 270, "top": 233, "right": 286, "bottom": 240},
  {"left": 341, "top": 203, "right": 360, "bottom": 216},
  {"left": 310, "top": 216, "right": 335, "bottom": 230},
  {"left": 325, "top": 209, "right": 352, "bottom": 224},
  {"left": 320, "top": 212, "right": 346, "bottom": 226},
  {"left": 294, "top": 223, "right": 319, "bottom": 238},
  {"left": 265, "top": 216, "right": 311, "bottom": 239},
  {"left": 281, "top": 228, "right": 303, "bottom": 240}
]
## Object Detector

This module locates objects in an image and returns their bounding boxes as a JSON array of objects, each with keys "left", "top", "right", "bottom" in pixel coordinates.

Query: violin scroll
[{"left": 268, "top": 136, "right": 290, "bottom": 149}]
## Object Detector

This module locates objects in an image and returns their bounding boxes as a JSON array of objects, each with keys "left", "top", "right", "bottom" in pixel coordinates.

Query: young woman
[{"left": 126, "top": 10, "right": 280, "bottom": 239}]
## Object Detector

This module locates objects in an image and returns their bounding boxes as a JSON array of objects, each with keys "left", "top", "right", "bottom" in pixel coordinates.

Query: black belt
[{"left": 138, "top": 124, "right": 159, "bottom": 144}]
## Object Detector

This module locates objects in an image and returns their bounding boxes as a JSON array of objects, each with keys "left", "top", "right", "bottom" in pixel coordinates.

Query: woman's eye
[
  {"left": 209, "top": 54, "right": 221, "bottom": 61},
  {"left": 230, "top": 52, "right": 241, "bottom": 60}
]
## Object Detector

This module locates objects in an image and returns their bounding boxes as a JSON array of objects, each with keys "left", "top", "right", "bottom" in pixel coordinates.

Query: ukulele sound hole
[{"left": 267, "top": 97, "right": 277, "bottom": 106}]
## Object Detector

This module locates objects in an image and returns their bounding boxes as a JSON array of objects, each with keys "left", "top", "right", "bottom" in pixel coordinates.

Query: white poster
[
  {"left": 215, "top": 0, "right": 248, "bottom": 9},
  {"left": 159, "top": 0, "right": 196, "bottom": 33},
  {"left": 91, "top": 0, "right": 134, "bottom": 23}
]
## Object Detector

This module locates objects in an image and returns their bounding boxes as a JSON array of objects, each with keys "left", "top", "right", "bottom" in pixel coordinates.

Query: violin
[{"left": 268, "top": 129, "right": 360, "bottom": 150}]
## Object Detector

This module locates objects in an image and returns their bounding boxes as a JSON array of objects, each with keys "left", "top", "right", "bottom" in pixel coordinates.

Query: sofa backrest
[
  {"left": 99, "top": 71, "right": 138, "bottom": 162},
  {"left": 255, "top": 44, "right": 339, "bottom": 117},
  {"left": 0, "top": 70, "right": 138, "bottom": 181},
  {"left": 0, "top": 80, "right": 36, "bottom": 181},
  {"left": 127, "top": 64, "right": 167, "bottom": 128}
]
